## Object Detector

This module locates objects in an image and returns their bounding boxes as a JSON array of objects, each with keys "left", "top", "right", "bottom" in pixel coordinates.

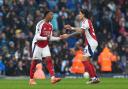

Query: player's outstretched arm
[
  {"left": 49, "top": 32, "right": 69, "bottom": 41},
  {"left": 64, "top": 24, "right": 82, "bottom": 33},
  {"left": 68, "top": 32, "right": 81, "bottom": 38},
  {"left": 49, "top": 31, "right": 61, "bottom": 41},
  {"left": 50, "top": 32, "right": 81, "bottom": 40},
  {"left": 35, "top": 34, "right": 47, "bottom": 41},
  {"left": 49, "top": 36, "right": 61, "bottom": 41}
]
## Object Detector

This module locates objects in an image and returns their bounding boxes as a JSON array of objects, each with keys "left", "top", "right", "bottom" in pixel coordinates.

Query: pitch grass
[{"left": 0, "top": 78, "right": 128, "bottom": 89}]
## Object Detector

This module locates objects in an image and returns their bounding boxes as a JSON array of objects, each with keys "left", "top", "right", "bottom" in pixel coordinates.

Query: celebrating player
[
  {"left": 64, "top": 9, "right": 100, "bottom": 84},
  {"left": 29, "top": 10, "right": 67, "bottom": 85}
]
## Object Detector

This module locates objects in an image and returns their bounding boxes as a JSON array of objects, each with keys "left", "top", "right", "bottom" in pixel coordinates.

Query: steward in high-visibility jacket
[{"left": 98, "top": 47, "right": 117, "bottom": 72}]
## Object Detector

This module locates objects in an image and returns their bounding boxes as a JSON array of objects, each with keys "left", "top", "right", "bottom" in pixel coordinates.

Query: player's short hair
[
  {"left": 80, "top": 9, "right": 90, "bottom": 19},
  {"left": 44, "top": 10, "right": 51, "bottom": 17}
]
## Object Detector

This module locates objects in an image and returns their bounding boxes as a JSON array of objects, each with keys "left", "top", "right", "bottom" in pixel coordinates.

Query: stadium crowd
[{"left": 0, "top": 0, "right": 128, "bottom": 76}]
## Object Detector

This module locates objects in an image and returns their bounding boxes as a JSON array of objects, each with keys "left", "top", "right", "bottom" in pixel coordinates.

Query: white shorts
[
  {"left": 83, "top": 42, "right": 98, "bottom": 57},
  {"left": 32, "top": 45, "right": 51, "bottom": 60}
]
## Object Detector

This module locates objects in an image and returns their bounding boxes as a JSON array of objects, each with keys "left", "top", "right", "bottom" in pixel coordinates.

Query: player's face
[
  {"left": 79, "top": 11, "right": 84, "bottom": 21},
  {"left": 47, "top": 12, "right": 53, "bottom": 21}
]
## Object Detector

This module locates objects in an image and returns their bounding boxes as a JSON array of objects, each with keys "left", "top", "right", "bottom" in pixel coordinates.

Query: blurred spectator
[
  {"left": 51, "top": 6, "right": 59, "bottom": 31},
  {"left": 47, "top": 0, "right": 58, "bottom": 10},
  {"left": 118, "top": 46, "right": 128, "bottom": 74},
  {"left": 0, "top": 0, "right": 3, "bottom": 6},
  {"left": 58, "top": 0, "right": 67, "bottom": 10},
  {"left": 82, "top": 0, "right": 91, "bottom": 11},
  {"left": 60, "top": 42, "right": 70, "bottom": 74},
  {"left": 66, "top": 0, "right": 75, "bottom": 11},
  {"left": 0, "top": 55, "right": 5, "bottom": 75},
  {"left": 22, "top": 41, "right": 31, "bottom": 60},
  {"left": 70, "top": 48, "right": 85, "bottom": 74},
  {"left": 59, "top": 7, "right": 68, "bottom": 19},
  {"left": 58, "top": 7, "right": 68, "bottom": 30},
  {"left": 0, "top": 12, "right": 4, "bottom": 30},
  {"left": 98, "top": 44, "right": 118, "bottom": 73},
  {"left": 16, "top": 61, "right": 24, "bottom": 75},
  {"left": 74, "top": 15, "right": 81, "bottom": 27}
]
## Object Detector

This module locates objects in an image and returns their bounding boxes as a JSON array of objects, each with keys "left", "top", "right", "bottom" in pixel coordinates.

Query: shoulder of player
[
  {"left": 48, "top": 22, "right": 53, "bottom": 26},
  {"left": 41, "top": 20, "right": 52, "bottom": 26},
  {"left": 36, "top": 20, "right": 45, "bottom": 27},
  {"left": 35, "top": 20, "right": 45, "bottom": 32},
  {"left": 82, "top": 19, "right": 89, "bottom": 26},
  {"left": 81, "top": 19, "right": 87, "bottom": 24},
  {"left": 47, "top": 22, "right": 53, "bottom": 29}
]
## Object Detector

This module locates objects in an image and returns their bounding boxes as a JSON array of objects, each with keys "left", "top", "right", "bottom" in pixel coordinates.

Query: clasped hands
[{"left": 59, "top": 24, "right": 72, "bottom": 39}]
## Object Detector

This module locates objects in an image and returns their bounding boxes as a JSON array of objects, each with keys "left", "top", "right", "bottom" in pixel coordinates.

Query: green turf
[{"left": 0, "top": 78, "right": 128, "bottom": 89}]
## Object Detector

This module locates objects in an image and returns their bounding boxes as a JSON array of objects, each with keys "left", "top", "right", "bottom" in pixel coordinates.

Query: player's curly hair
[
  {"left": 44, "top": 10, "right": 51, "bottom": 17},
  {"left": 80, "top": 9, "right": 90, "bottom": 19}
]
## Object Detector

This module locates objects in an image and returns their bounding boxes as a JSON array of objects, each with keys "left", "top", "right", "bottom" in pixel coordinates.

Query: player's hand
[
  {"left": 60, "top": 34, "right": 69, "bottom": 39},
  {"left": 64, "top": 24, "right": 71, "bottom": 30},
  {"left": 47, "top": 35, "right": 50, "bottom": 40}
]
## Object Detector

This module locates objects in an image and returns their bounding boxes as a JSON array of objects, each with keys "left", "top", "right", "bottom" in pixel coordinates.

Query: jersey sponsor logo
[
  {"left": 40, "top": 23, "right": 52, "bottom": 36},
  {"left": 42, "top": 31, "right": 51, "bottom": 36},
  {"left": 88, "top": 20, "right": 97, "bottom": 40}
]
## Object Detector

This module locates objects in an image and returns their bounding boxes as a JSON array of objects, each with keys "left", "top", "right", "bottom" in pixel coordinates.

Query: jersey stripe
[
  {"left": 88, "top": 44, "right": 94, "bottom": 57},
  {"left": 88, "top": 20, "right": 97, "bottom": 41},
  {"left": 82, "top": 29, "right": 88, "bottom": 45},
  {"left": 32, "top": 44, "right": 36, "bottom": 55}
]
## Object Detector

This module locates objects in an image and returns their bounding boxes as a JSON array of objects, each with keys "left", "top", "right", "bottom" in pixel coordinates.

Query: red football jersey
[{"left": 36, "top": 21, "right": 52, "bottom": 48}]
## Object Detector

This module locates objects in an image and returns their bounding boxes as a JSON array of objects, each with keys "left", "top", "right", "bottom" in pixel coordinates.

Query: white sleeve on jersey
[
  {"left": 35, "top": 34, "right": 47, "bottom": 41},
  {"left": 34, "top": 20, "right": 47, "bottom": 41},
  {"left": 81, "top": 20, "right": 89, "bottom": 30},
  {"left": 49, "top": 30, "right": 61, "bottom": 41}
]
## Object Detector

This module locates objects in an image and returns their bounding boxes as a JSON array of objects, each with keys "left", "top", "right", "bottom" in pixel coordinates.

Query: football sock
[
  {"left": 30, "top": 60, "right": 38, "bottom": 79},
  {"left": 45, "top": 57, "right": 55, "bottom": 77},
  {"left": 82, "top": 60, "right": 97, "bottom": 78}
]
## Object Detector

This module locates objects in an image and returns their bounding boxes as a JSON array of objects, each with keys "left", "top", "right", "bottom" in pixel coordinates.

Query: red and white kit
[
  {"left": 32, "top": 20, "right": 61, "bottom": 60},
  {"left": 81, "top": 19, "right": 98, "bottom": 57}
]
